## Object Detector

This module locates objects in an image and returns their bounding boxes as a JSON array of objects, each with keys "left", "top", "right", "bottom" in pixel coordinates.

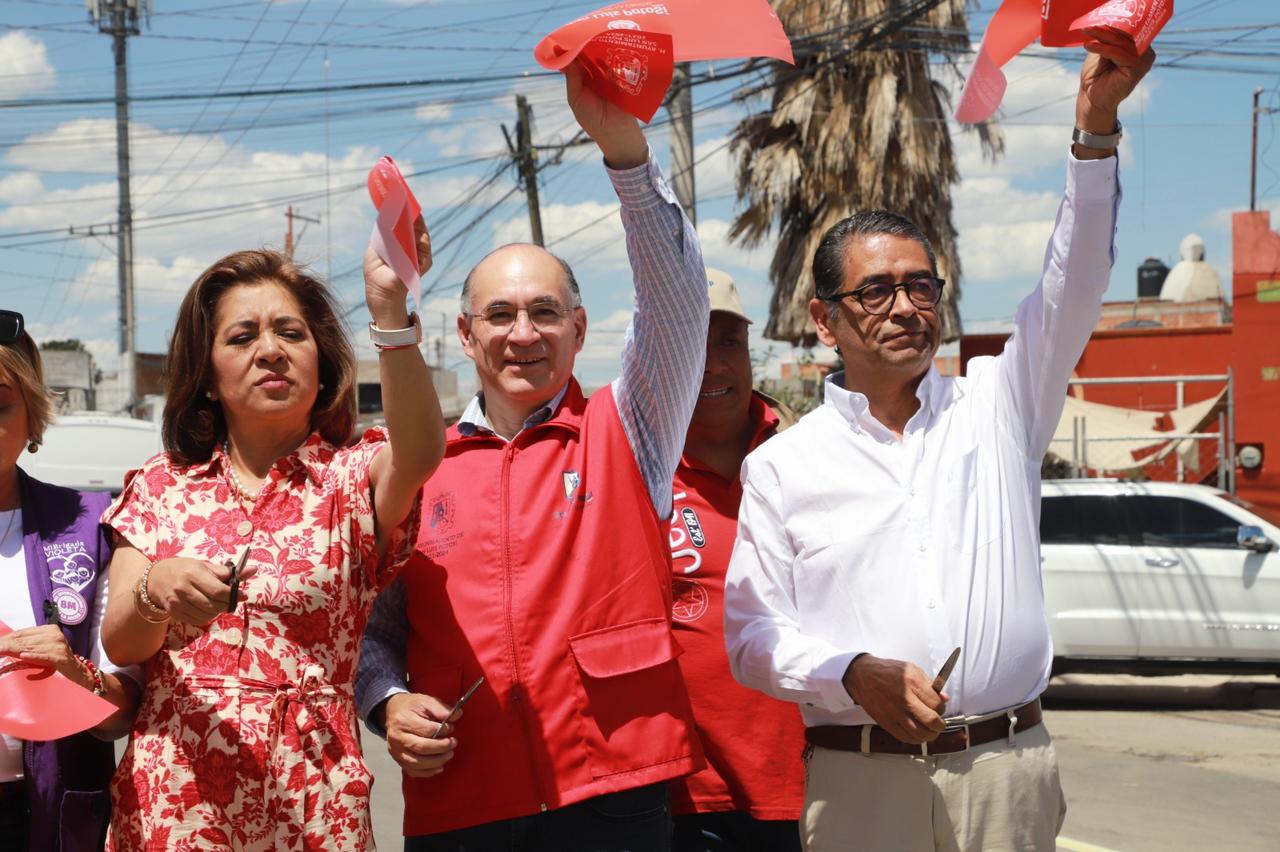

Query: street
[{"left": 361, "top": 675, "right": 1280, "bottom": 851}]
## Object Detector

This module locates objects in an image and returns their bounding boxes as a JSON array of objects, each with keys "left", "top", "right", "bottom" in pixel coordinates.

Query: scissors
[
  {"left": 931, "top": 646, "right": 962, "bottom": 694},
  {"left": 226, "top": 547, "right": 249, "bottom": 614},
  {"left": 432, "top": 675, "right": 485, "bottom": 739}
]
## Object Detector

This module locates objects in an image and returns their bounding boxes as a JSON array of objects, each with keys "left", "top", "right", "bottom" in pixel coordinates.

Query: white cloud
[
  {"left": 494, "top": 200, "right": 629, "bottom": 267},
  {"left": 415, "top": 102, "right": 454, "bottom": 123},
  {"left": 0, "top": 31, "right": 55, "bottom": 100},
  {"left": 697, "top": 217, "right": 770, "bottom": 274}
]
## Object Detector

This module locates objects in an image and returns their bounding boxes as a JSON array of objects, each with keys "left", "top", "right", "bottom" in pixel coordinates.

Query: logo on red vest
[
  {"left": 672, "top": 578, "right": 708, "bottom": 623},
  {"left": 562, "top": 470, "right": 593, "bottom": 506},
  {"left": 428, "top": 491, "right": 456, "bottom": 532}
]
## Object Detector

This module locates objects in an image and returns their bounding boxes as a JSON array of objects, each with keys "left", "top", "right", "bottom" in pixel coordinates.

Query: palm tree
[{"left": 731, "top": 0, "right": 1001, "bottom": 345}]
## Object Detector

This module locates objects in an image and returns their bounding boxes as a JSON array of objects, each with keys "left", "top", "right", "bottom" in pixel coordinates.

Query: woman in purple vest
[{"left": 0, "top": 310, "right": 142, "bottom": 852}]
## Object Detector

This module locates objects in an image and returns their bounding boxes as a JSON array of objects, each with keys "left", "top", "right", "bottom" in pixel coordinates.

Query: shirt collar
[
  {"left": 187, "top": 432, "right": 330, "bottom": 487},
  {"left": 457, "top": 383, "right": 571, "bottom": 439},
  {"left": 823, "top": 366, "right": 942, "bottom": 438}
]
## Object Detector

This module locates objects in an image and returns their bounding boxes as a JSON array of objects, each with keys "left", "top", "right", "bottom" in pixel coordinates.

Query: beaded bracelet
[
  {"left": 134, "top": 562, "right": 170, "bottom": 624},
  {"left": 74, "top": 654, "right": 107, "bottom": 697}
]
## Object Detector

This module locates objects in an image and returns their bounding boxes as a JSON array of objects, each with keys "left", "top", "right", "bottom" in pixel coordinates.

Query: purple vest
[{"left": 17, "top": 469, "right": 115, "bottom": 852}]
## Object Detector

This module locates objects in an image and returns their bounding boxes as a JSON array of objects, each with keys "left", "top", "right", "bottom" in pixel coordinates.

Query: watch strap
[
  {"left": 369, "top": 312, "right": 421, "bottom": 349},
  {"left": 1072, "top": 121, "right": 1122, "bottom": 150}
]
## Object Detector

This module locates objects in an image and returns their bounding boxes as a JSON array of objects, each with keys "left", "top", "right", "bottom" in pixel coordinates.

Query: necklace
[
  {"left": 221, "top": 440, "right": 261, "bottom": 502},
  {"left": 0, "top": 508, "right": 17, "bottom": 546}
]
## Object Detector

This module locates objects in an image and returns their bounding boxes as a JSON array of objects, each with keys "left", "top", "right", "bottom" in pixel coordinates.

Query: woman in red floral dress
[{"left": 99, "top": 222, "right": 445, "bottom": 850}]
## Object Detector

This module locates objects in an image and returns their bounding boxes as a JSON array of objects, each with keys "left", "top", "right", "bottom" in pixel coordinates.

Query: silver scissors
[
  {"left": 432, "top": 676, "right": 485, "bottom": 738},
  {"left": 931, "top": 646, "right": 961, "bottom": 694}
]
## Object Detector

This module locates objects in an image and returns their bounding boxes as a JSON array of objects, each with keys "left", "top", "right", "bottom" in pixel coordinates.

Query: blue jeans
[
  {"left": 673, "top": 811, "right": 802, "bottom": 852},
  {"left": 405, "top": 783, "right": 672, "bottom": 852}
]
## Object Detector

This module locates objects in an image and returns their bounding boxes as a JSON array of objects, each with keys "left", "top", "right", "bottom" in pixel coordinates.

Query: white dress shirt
[{"left": 724, "top": 153, "right": 1120, "bottom": 727}]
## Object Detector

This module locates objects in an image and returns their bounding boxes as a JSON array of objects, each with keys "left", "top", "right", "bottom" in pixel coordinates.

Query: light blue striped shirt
[{"left": 356, "top": 153, "right": 710, "bottom": 732}]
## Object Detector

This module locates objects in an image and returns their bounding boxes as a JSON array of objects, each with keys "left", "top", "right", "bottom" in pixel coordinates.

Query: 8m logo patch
[{"left": 680, "top": 507, "right": 706, "bottom": 548}]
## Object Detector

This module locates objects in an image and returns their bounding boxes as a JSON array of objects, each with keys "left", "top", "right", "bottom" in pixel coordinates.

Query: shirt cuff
[
  {"left": 1065, "top": 150, "right": 1119, "bottom": 204},
  {"left": 359, "top": 682, "right": 409, "bottom": 738},
  {"left": 812, "top": 650, "right": 861, "bottom": 714},
  {"left": 607, "top": 153, "right": 678, "bottom": 212}
]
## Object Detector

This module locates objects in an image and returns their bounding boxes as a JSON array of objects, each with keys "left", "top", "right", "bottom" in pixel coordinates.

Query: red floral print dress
[{"left": 103, "top": 430, "right": 419, "bottom": 851}]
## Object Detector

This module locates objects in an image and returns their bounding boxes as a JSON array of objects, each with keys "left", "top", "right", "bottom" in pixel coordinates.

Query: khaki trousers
[{"left": 802, "top": 722, "right": 1066, "bottom": 852}]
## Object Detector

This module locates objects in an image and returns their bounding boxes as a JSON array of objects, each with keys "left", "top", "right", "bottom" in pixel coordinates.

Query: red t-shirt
[{"left": 668, "top": 393, "right": 806, "bottom": 820}]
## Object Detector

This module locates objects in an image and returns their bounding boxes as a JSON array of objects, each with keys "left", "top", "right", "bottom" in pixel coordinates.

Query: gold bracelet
[{"left": 134, "top": 562, "right": 170, "bottom": 624}]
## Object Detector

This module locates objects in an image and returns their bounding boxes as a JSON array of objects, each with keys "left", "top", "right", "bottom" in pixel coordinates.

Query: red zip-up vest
[{"left": 400, "top": 379, "right": 703, "bottom": 836}]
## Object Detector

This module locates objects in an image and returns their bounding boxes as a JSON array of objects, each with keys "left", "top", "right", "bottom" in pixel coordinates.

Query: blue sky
[{"left": 1, "top": 0, "right": 1276, "bottom": 391}]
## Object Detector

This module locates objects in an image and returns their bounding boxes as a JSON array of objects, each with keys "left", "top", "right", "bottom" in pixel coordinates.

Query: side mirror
[{"left": 1237, "top": 525, "right": 1275, "bottom": 553}]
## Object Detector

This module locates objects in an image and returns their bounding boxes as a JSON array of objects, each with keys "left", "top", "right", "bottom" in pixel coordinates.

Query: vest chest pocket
[{"left": 567, "top": 618, "right": 695, "bottom": 779}]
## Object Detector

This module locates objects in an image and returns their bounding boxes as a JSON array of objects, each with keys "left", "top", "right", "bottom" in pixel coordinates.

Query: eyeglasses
[
  {"left": 0, "top": 310, "right": 23, "bottom": 345},
  {"left": 468, "top": 302, "right": 574, "bottom": 332},
  {"left": 822, "top": 277, "right": 945, "bottom": 316}
]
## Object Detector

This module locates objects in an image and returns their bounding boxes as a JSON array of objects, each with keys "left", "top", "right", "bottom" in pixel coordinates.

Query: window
[
  {"left": 1040, "top": 495, "right": 1129, "bottom": 546},
  {"left": 1126, "top": 496, "right": 1241, "bottom": 549}
]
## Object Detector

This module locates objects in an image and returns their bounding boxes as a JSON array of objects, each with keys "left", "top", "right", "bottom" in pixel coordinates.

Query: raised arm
[
  {"left": 364, "top": 215, "right": 447, "bottom": 554},
  {"left": 564, "top": 61, "right": 710, "bottom": 518},
  {"left": 993, "top": 37, "right": 1155, "bottom": 459}
]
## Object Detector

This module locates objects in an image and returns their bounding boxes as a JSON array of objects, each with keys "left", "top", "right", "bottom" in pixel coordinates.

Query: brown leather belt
[{"left": 805, "top": 699, "right": 1042, "bottom": 756}]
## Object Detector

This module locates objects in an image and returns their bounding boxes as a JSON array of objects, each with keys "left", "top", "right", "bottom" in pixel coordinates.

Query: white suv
[{"left": 1040, "top": 480, "right": 1280, "bottom": 675}]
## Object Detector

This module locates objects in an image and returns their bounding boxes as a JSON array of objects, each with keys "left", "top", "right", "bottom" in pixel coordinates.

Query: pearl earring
[
  {"left": 319, "top": 383, "right": 325, "bottom": 390},
  {"left": 205, "top": 391, "right": 215, "bottom": 401}
]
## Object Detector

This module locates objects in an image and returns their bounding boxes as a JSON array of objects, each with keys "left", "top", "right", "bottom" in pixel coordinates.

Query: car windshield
[{"left": 1217, "top": 494, "right": 1280, "bottom": 528}]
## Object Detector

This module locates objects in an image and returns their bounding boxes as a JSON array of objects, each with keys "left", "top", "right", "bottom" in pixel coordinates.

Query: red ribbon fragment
[
  {"left": 956, "top": 0, "right": 1173, "bottom": 124},
  {"left": 535, "top": 0, "right": 795, "bottom": 122},
  {"left": 0, "top": 619, "right": 115, "bottom": 741},
  {"left": 367, "top": 156, "right": 424, "bottom": 308}
]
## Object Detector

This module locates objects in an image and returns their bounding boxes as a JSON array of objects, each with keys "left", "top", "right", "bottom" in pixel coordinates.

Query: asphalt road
[{"left": 361, "top": 674, "right": 1280, "bottom": 851}]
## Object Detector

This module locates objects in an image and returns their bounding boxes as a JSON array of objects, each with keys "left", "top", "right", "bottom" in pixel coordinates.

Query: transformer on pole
[{"left": 87, "top": 0, "right": 149, "bottom": 413}]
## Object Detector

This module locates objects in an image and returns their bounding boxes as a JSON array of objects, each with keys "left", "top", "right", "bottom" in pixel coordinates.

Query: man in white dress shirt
[{"left": 723, "top": 37, "right": 1154, "bottom": 851}]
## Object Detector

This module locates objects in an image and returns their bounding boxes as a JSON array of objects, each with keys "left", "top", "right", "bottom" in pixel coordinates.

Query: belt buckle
[{"left": 934, "top": 721, "right": 971, "bottom": 755}]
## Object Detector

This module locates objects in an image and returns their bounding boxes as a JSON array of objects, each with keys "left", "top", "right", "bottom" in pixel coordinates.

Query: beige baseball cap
[{"left": 706, "top": 268, "right": 752, "bottom": 324}]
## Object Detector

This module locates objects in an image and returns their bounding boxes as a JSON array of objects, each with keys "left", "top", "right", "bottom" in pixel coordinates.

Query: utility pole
[
  {"left": 284, "top": 206, "right": 320, "bottom": 259},
  {"left": 668, "top": 62, "right": 697, "bottom": 226},
  {"left": 1252, "top": 87, "right": 1264, "bottom": 212},
  {"left": 89, "top": 0, "right": 149, "bottom": 414},
  {"left": 503, "top": 96, "right": 544, "bottom": 246}
]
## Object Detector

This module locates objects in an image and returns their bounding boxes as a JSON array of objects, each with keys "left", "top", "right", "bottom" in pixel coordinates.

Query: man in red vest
[
  {"left": 356, "top": 60, "right": 709, "bottom": 849},
  {"left": 667, "top": 269, "right": 806, "bottom": 852}
]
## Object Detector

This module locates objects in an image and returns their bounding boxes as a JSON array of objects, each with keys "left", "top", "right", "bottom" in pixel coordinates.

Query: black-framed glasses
[
  {"left": 0, "top": 310, "right": 23, "bottom": 345},
  {"left": 822, "top": 277, "right": 945, "bottom": 315}
]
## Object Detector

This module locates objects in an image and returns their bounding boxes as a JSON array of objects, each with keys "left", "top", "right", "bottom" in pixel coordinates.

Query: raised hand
[
  {"left": 842, "top": 654, "right": 949, "bottom": 744},
  {"left": 1076, "top": 28, "right": 1156, "bottom": 135},
  {"left": 382, "top": 692, "right": 459, "bottom": 779},
  {"left": 564, "top": 59, "right": 648, "bottom": 170},
  {"left": 364, "top": 213, "right": 431, "bottom": 327}
]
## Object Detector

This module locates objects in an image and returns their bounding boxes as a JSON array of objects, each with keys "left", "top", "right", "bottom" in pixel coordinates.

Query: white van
[{"left": 21, "top": 413, "right": 162, "bottom": 494}]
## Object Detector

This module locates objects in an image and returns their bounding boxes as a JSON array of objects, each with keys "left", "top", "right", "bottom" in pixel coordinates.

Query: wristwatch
[
  {"left": 1072, "top": 120, "right": 1122, "bottom": 151},
  {"left": 369, "top": 312, "right": 421, "bottom": 351}
]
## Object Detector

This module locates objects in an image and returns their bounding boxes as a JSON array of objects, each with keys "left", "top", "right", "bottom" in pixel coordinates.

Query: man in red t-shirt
[{"left": 668, "top": 269, "right": 806, "bottom": 851}]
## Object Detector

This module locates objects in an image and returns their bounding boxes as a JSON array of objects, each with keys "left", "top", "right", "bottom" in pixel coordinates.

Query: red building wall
[
  {"left": 1231, "top": 212, "right": 1280, "bottom": 517},
  {"left": 958, "top": 211, "right": 1280, "bottom": 516}
]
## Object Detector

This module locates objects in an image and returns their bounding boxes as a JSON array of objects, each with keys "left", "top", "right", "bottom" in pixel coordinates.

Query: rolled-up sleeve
[{"left": 724, "top": 461, "right": 859, "bottom": 715}]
